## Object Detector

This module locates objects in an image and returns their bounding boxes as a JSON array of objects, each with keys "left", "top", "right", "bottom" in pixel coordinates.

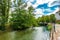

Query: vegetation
[
  {"left": 37, "top": 14, "right": 56, "bottom": 31},
  {"left": 56, "top": 21, "right": 60, "bottom": 24},
  {"left": 37, "top": 14, "right": 56, "bottom": 26},
  {"left": 0, "top": 0, "right": 38, "bottom": 31},
  {"left": 0, "top": 0, "right": 11, "bottom": 31},
  {"left": 46, "top": 23, "right": 52, "bottom": 31},
  {"left": 0, "top": 0, "right": 57, "bottom": 31}
]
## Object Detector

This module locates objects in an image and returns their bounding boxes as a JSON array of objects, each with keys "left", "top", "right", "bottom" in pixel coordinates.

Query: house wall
[{"left": 55, "top": 13, "right": 60, "bottom": 20}]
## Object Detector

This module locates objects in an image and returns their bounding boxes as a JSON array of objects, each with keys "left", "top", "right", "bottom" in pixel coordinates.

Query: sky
[{"left": 25, "top": 0, "right": 60, "bottom": 18}]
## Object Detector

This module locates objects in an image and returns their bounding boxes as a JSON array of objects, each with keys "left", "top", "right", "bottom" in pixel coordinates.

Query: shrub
[{"left": 46, "top": 23, "right": 52, "bottom": 31}]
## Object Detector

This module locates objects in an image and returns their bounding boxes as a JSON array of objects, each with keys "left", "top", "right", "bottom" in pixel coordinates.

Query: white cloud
[
  {"left": 25, "top": 2, "right": 32, "bottom": 10},
  {"left": 26, "top": 0, "right": 59, "bottom": 17},
  {"left": 48, "top": 0, "right": 59, "bottom": 7},
  {"left": 32, "top": 4, "right": 38, "bottom": 8},
  {"left": 25, "top": 0, "right": 34, "bottom": 2},
  {"left": 35, "top": 0, "right": 56, "bottom": 5},
  {"left": 44, "top": 8, "right": 53, "bottom": 12},
  {"left": 34, "top": 8, "right": 44, "bottom": 18},
  {"left": 29, "top": 0, "right": 34, "bottom": 2},
  {"left": 27, "top": 2, "right": 32, "bottom": 7},
  {"left": 26, "top": 0, "right": 58, "bottom": 8},
  {"left": 34, "top": 8, "right": 44, "bottom": 15},
  {"left": 35, "top": 15, "right": 42, "bottom": 18},
  {"left": 46, "top": 8, "right": 59, "bottom": 15}
]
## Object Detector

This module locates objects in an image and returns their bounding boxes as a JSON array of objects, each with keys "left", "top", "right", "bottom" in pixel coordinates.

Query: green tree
[
  {"left": 0, "top": 0, "right": 11, "bottom": 30},
  {"left": 50, "top": 14, "right": 56, "bottom": 23},
  {"left": 45, "top": 16, "right": 50, "bottom": 23},
  {"left": 10, "top": 0, "right": 37, "bottom": 30}
]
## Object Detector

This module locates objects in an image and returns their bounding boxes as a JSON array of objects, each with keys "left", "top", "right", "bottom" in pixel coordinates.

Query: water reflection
[
  {"left": 0, "top": 27, "right": 50, "bottom": 40},
  {"left": 33, "top": 27, "right": 50, "bottom": 40}
]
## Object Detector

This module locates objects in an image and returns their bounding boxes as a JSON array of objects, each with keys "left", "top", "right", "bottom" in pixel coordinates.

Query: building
[{"left": 55, "top": 9, "right": 60, "bottom": 22}]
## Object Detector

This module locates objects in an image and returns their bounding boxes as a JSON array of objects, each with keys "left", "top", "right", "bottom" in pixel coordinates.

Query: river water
[{"left": 0, "top": 27, "right": 50, "bottom": 40}]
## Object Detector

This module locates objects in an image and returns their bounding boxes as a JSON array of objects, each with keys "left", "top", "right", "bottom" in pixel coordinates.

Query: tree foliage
[
  {"left": 38, "top": 14, "right": 56, "bottom": 23},
  {"left": 0, "top": 0, "right": 11, "bottom": 30},
  {"left": 9, "top": 0, "right": 37, "bottom": 30}
]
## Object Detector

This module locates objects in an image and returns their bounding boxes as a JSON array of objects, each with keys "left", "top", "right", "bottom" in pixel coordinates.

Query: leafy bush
[{"left": 46, "top": 24, "right": 52, "bottom": 31}]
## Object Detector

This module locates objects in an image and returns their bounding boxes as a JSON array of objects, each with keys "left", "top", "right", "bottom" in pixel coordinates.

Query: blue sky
[{"left": 25, "top": 0, "right": 60, "bottom": 17}]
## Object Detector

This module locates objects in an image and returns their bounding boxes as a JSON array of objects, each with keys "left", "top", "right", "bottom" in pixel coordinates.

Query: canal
[{"left": 0, "top": 27, "right": 50, "bottom": 40}]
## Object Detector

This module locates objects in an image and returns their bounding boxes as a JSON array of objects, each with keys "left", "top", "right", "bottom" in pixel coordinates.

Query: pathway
[
  {"left": 50, "top": 24, "right": 60, "bottom": 40},
  {"left": 55, "top": 24, "right": 60, "bottom": 40}
]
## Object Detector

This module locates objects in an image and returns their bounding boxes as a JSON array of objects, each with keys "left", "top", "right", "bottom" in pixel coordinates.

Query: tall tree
[
  {"left": 10, "top": 0, "right": 36, "bottom": 30},
  {"left": 0, "top": 0, "right": 11, "bottom": 27}
]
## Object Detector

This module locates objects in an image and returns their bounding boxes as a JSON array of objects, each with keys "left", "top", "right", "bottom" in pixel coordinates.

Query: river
[{"left": 0, "top": 27, "right": 50, "bottom": 40}]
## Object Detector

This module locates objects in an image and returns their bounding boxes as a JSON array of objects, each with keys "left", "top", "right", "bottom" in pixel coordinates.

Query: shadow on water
[{"left": 0, "top": 27, "right": 50, "bottom": 40}]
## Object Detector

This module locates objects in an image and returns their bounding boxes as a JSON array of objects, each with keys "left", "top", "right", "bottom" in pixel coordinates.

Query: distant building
[{"left": 55, "top": 9, "right": 60, "bottom": 22}]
